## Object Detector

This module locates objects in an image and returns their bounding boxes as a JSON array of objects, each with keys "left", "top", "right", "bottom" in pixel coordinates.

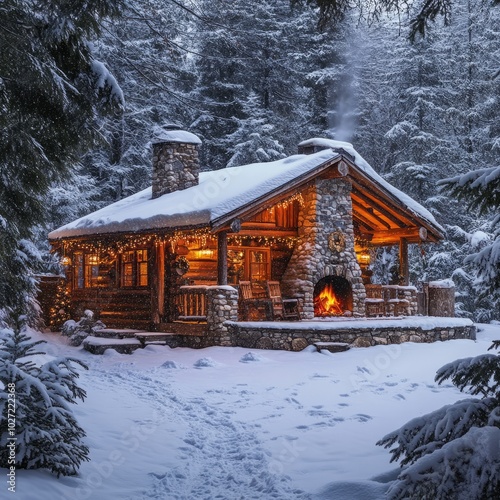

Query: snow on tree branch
[
  {"left": 376, "top": 397, "right": 496, "bottom": 465},
  {"left": 295, "top": 0, "right": 458, "bottom": 38},
  {"left": 436, "top": 353, "right": 500, "bottom": 396},
  {"left": 378, "top": 341, "right": 500, "bottom": 498},
  {"left": 386, "top": 426, "right": 500, "bottom": 500},
  {"left": 92, "top": 59, "right": 125, "bottom": 109}
]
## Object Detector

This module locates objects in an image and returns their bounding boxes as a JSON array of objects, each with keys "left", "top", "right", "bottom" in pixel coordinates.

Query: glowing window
[{"left": 121, "top": 249, "right": 148, "bottom": 287}]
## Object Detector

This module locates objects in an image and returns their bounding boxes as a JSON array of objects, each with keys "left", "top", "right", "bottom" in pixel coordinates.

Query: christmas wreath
[{"left": 173, "top": 256, "right": 190, "bottom": 275}]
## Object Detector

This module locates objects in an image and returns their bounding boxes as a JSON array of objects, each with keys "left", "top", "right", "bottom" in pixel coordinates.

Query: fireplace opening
[{"left": 314, "top": 276, "right": 353, "bottom": 316}]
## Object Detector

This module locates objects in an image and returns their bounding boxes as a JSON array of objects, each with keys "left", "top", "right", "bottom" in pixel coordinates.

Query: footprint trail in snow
[{"left": 93, "top": 367, "right": 310, "bottom": 500}]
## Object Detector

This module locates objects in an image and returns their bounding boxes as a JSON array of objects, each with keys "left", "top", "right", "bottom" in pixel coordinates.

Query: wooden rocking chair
[
  {"left": 239, "top": 281, "right": 273, "bottom": 321},
  {"left": 239, "top": 281, "right": 254, "bottom": 301},
  {"left": 266, "top": 281, "right": 301, "bottom": 321}
]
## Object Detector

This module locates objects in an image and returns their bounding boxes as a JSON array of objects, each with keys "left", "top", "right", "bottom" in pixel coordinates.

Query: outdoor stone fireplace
[
  {"left": 281, "top": 177, "right": 366, "bottom": 319},
  {"left": 314, "top": 276, "right": 353, "bottom": 316}
]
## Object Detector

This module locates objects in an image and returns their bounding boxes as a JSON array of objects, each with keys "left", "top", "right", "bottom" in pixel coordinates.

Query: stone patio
[
  {"left": 81, "top": 316, "right": 476, "bottom": 354},
  {"left": 225, "top": 317, "right": 476, "bottom": 351}
]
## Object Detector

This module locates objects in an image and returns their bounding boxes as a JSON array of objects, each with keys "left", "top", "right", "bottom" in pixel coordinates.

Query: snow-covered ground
[{"left": 8, "top": 323, "right": 500, "bottom": 500}]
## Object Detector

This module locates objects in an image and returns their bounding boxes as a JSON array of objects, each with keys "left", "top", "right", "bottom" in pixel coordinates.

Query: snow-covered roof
[
  {"left": 49, "top": 139, "right": 443, "bottom": 240},
  {"left": 49, "top": 149, "right": 337, "bottom": 239}
]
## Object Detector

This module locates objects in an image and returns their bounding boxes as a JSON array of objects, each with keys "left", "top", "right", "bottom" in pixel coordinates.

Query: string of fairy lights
[
  {"left": 227, "top": 235, "right": 298, "bottom": 248},
  {"left": 58, "top": 230, "right": 299, "bottom": 260},
  {"left": 275, "top": 192, "right": 304, "bottom": 208},
  {"left": 57, "top": 227, "right": 302, "bottom": 265}
]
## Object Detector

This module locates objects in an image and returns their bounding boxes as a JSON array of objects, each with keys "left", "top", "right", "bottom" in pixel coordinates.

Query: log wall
[{"left": 71, "top": 288, "right": 152, "bottom": 329}]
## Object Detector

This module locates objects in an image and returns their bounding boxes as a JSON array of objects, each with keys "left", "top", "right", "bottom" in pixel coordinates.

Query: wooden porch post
[
  {"left": 151, "top": 241, "right": 165, "bottom": 326},
  {"left": 217, "top": 231, "right": 228, "bottom": 285},
  {"left": 399, "top": 237, "right": 409, "bottom": 286}
]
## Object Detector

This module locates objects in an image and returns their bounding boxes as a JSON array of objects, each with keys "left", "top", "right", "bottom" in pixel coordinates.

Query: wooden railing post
[
  {"left": 151, "top": 241, "right": 165, "bottom": 327},
  {"left": 399, "top": 238, "right": 409, "bottom": 286},
  {"left": 176, "top": 286, "right": 208, "bottom": 321}
]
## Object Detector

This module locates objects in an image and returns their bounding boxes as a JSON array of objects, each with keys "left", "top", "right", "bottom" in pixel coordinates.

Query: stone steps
[
  {"left": 313, "top": 342, "right": 351, "bottom": 353},
  {"left": 135, "top": 332, "right": 179, "bottom": 346},
  {"left": 83, "top": 336, "right": 143, "bottom": 355},
  {"left": 83, "top": 330, "right": 179, "bottom": 354},
  {"left": 93, "top": 328, "right": 145, "bottom": 339}
]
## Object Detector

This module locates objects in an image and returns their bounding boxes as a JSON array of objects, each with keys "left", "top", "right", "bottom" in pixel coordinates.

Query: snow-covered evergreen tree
[
  {"left": 225, "top": 93, "right": 286, "bottom": 168},
  {"left": 0, "top": 318, "right": 89, "bottom": 476},
  {"left": 440, "top": 166, "right": 500, "bottom": 306},
  {"left": 62, "top": 309, "right": 106, "bottom": 347},
  {"left": 377, "top": 341, "right": 500, "bottom": 499},
  {"left": 192, "top": 0, "right": 345, "bottom": 165},
  {"left": 80, "top": 0, "right": 197, "bottom": 202},
  {"left": 0, "top": 0, "right": 124, "bottom": 318}
]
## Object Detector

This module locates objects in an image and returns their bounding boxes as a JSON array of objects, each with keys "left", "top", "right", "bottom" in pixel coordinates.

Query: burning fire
[{"left": 314, "top": 283, "right": 344, "bottom": 316}]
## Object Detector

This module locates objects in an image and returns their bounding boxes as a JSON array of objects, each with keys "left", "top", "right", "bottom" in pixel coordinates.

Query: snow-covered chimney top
[
  {"left": 298, "top": 138, "right": 333, "bottom": 155},
  {"left": 152, "top": 124, "right": 201, "bottom": 198},
  {"left": 152, "top": 123, "right": 202, "bottom": 146},
  {"left": 298, "top": 138, "right": 355, "bottom": 163}
]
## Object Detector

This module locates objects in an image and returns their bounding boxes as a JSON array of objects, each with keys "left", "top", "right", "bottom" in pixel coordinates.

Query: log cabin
[{"left": 47, "top": 126, "right": 445, "bottom": 333}]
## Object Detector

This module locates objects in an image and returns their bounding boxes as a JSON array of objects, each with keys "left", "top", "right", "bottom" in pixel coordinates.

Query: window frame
[
  {"left": 227, "top": 246, "right": 270, "bottom": 284},
  {"left": 119, "top": 248, "right": 149, "bottom": 288},
  {"left": 73, "top": 252, "right": 100, "bottom": 289}
]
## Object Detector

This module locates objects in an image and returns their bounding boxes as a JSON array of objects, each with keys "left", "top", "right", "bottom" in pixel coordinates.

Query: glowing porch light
[{"left": 358, "top": 249, "right": 371, "bottom": 266}]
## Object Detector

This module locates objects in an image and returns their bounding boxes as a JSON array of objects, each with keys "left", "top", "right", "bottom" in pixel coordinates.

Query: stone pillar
[
  {"left": 152, "top": 125, "right": 202, "bottom": 198},
  {"left": 280, "top": 184, "right": 317, "bottom": 318},
  {"left": 281, "top": 178, "right": 365, "bottom": 319},
  {"left": 206, "top": 286, "right": 238, "bottom": 346},
  {"left": 399, "top": 286, "right": 418, "bottom": 315}
]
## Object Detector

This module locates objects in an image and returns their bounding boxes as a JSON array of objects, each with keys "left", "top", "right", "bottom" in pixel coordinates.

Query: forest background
[{"left": 1, "top": 0, "right": 498, "bottom": 323}]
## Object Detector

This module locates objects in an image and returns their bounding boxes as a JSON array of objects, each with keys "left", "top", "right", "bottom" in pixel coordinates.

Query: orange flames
[{"left": 314, "top": 283, "right": 344, "bottom": 316}]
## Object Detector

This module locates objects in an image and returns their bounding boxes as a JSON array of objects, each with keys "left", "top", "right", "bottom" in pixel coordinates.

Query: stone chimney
[
  {"left": 297, "top": 142, "right": 329, "bottom": 155},
  {"left": 152, "top": 124, "right": 202, "bottom": 198}
]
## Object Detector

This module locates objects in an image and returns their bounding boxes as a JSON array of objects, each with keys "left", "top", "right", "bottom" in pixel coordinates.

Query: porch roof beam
[
  {"left": 351, "top": 200, "right": 392, "bottom": 230},
  {"left": 351, "top": 187, "right": 407, "bottom": 228},
  {"left": 352, "top": 207, "right": 379, "bottom": 232},
  {"left": 348, "top": 175, "right": 426, "bottom": 230},
  {"left": 370, "top": 227, "right": 428, "bottom": 245},
  {"left": 352, "top": 214, "right": 376, "bottom": 233}
]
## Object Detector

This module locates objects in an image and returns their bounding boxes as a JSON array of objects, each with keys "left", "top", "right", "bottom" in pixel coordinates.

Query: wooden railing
[{"left": 175, "top": 285, "right": 208, "bottom": 322}]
